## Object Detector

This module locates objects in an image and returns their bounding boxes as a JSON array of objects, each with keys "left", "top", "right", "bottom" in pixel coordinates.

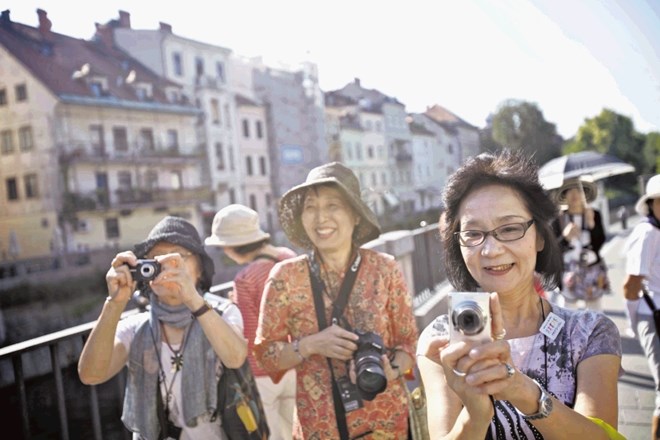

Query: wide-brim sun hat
[
  {"left": 555, "top": 177, "right": 598, "bottom": 205},
  {"left": 204, "top": 204, "right": 271, "bottom": 247},
  {"left": 635, "top": 174, "right": 660, "bottom": 216},
  {"left": 134, "top": 216, "right": 215, "bottom": 291},
  {"left": 278, "top": 162, "right": 381, "bottom": 249}
]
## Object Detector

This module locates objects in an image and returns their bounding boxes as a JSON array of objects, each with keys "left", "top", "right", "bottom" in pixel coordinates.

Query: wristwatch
[{"left": 519, "top": 379, "right": 553, "bottom": 420}]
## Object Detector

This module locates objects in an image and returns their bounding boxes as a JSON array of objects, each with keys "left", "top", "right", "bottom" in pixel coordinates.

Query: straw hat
[
  {"left": 278, "top": 162, "right": 381, "bottom": 249},
  {"left": 635, "top": 174, "right": 660, "bottom": 216},
  {"left": 134, "top": 216, "right": 215, "bottom": 290},
  {"left": 204, "top": 204, "right": 270, "bottom": 247},
  {"left": 555, "top": 177, "right": 598, "bottom": 204}
]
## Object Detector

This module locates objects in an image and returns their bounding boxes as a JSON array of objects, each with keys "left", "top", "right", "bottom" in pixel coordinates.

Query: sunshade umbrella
[{"left": 538, "top": 151, "right": 635, "bottom": 190}]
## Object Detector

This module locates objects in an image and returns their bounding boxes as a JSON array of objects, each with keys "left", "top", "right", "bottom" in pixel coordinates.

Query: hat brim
[
  {"left": 635, "top": 192, "right": 660, "bottom": 216},
  {"left": 278, "top": 178, "right": 381, "bottom": 249},
  {"left": 555, "top": 180, "right": 598, "bottom": 204},
  {"left": 204, "top": 231, "right": 271, "bottom": 247}
]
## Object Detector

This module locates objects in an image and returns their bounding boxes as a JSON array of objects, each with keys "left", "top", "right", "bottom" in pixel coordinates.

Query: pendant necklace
[{"left": 161, "top": 322, "right": 190, "bottom": 373}]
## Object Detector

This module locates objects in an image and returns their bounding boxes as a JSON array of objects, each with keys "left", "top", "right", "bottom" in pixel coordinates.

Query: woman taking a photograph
[
  {"left": 78, "top": 216, "right": 247, "bottom": 439},
  {"left": 417, "top": 151, "right": 622, "bottom": 439}
]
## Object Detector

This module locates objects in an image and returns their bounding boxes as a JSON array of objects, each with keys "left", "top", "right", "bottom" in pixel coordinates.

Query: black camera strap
[{"left": 308, "top": 250, "right": 362, "bottom": 440}]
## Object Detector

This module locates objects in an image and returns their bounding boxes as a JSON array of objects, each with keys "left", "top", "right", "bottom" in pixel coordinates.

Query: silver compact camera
[{"left": 449, "top": 292, "right": 491, "bottom": 343}]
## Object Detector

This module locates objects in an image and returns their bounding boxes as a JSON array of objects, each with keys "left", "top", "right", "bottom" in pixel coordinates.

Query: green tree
[
  {"left": 489, "top": 100, "right": 563, "bottom": 164},
  {"left": 642, "top": 132, "right": 660, "bottom": 174},
  {"left": 564, "top": 108, "right": 646, "bottom": 173}
]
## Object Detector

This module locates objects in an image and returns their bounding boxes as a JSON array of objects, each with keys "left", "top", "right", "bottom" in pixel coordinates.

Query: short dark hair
[
  {"left": 439, "top": 149, "right": 562, "bottom": 291},
  {"left": 232, "top": 238, "right": 270, "bottom": 255}
]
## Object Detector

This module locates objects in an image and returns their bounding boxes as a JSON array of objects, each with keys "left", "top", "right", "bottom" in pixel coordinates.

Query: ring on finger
[
  {"left": 452, "top": 367, "right": 467, "bottom": 377},
  {"left": 504, "top": 362, "right": 515, "bottom": 379},
  {"left": 493, "top": 329, "right": 507, "bottom": 340}
]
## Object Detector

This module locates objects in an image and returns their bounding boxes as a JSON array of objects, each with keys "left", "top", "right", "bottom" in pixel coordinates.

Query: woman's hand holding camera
[
  {"left": 106, "top": 251, "right": 138, "bottom": 304},
  {"left": 148, "top": 253, "right": 200, "bottom": 307},
  {"left": 303, "top": 324, "right": 359, "bottom": 361}
]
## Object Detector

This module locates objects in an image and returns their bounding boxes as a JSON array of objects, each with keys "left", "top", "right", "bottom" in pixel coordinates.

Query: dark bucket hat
[
  {"left": 133, "top": 216, "right": 215, "bottom": 291},
  {"left": 278, "top": 162, "right": 381, "bottom": 249}
]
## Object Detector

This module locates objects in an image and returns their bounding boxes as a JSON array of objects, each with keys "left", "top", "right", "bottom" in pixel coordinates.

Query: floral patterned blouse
[{"left": 254, "top": 249, "right": 419, "bottom": 440}]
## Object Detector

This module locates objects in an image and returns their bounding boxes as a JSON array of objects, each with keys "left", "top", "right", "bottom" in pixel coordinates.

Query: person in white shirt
[{"left": 623, "top": 174, "right": 660, "bottom": 439}]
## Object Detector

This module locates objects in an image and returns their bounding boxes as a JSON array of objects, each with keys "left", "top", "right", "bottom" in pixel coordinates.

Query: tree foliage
[
  {"left": 563, "top": 108, "right": 650, "bottom": 174},
  {"left": 485, "top": 100, "right": 563, "bottom": 165}
]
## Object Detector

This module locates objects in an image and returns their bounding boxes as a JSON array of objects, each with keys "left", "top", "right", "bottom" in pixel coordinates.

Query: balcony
[
  {"left": 59, "top": 144, "right": 204, "bottom": 166},
  {"left": 395, "top": 152, "right": 413, "bottom": 162},
  {"left": 195, "top": 75, "right": 224, "bottom": 90}
]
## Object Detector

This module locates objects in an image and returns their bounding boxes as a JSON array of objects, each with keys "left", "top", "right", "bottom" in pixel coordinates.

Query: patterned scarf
[{"left": 121, "top": 292, "right": 219, "bottom": 439}]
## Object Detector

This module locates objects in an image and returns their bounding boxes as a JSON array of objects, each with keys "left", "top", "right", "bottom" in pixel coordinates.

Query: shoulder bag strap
[
  {"left": 642, "top": 287, "right": 657, "bottom": 311},
  {"left": 307, "top": 251, "right": 362, "bottom": 440}
]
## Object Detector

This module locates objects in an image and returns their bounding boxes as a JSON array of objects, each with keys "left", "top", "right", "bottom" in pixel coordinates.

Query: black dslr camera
[
  {"left": 353, "top": 330, "right": 387, "bottom": 401},
  {"left": 129, "top": 259, "right": 161, "bottom": 282}
]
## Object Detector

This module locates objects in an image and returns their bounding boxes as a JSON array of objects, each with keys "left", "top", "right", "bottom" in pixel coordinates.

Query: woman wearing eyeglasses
[{"left": 417, "top": 151, "right": 622, "bottom": 439}]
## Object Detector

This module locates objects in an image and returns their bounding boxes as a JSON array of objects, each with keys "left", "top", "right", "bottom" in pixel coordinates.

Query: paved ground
[{"left": 599, "top": 216, "right": 655, "bottom": 440}]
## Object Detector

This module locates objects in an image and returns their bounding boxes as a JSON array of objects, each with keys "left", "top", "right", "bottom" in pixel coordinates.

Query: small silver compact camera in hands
[{"left": 449, "top": 292, "right": 491, "bottom": 343}]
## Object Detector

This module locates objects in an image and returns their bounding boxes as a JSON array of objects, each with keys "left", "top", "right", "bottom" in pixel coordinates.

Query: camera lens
[
  {"left": 355, "top": 354, "right": 387, "bottom": 399},
  {"left": 139, "top": 264, "right": 156, "bottom": 278},
  {"left": 452, "top": 301, "right": 486, "bottom": 335}
]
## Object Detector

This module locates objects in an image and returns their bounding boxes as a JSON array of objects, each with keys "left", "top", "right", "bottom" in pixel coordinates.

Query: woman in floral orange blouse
[{"left": 254, "top": 162, "right": 418, "bottom": 440}]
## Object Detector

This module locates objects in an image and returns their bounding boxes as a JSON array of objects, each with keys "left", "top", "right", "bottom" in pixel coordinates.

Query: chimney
[
  {"left": 354, "top": 77, "right": 361, "bottom": 87},
  {"left": 118, "top": 10, "right": 131, "bottom": 28},
  {"left": 94, "top": 23, "right": 114, "bottom": 48},
  {"left": 1, "top": 9, "right": 10, "bottom": 25},
  {"left": 159, "top": 22, "right": 172, "bottom": 33},
  {"left": 37, "top": 9, "right": 52, "bottom": 36}
]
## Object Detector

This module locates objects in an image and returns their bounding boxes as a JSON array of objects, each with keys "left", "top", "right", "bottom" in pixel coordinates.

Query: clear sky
[{"left": 5, "top": 0, "right": 659, "bottom": 139}]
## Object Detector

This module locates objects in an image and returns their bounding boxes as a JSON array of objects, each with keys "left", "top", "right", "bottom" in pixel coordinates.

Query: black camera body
[
  {"left": 353, "top": 329, "right": 387, "bottom": 401},
  {"left": 129, "top": 259, "right": 161, "bottom": 282}
]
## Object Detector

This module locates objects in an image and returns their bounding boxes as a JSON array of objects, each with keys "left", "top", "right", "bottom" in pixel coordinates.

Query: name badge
[{"left": 539, "top": 312, "right": 565, "bottom": 341}]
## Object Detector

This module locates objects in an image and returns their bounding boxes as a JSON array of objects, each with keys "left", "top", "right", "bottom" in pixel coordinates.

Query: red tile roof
[{"left": 0, "top": 11, "right": 192, "bottom": 110}]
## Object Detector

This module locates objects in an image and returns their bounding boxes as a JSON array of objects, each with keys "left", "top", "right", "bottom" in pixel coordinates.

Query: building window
[
  {"left": 246, "top": 156, "right": 253, "bottom": 176},
  {"left": 118, "top": 171, "right": 132, "bottom": 190},
  {"left": 256, "top": 121, "right": 263, "bottom": 139},
  {"left": 249, "top": 194, "right": 257, "bottom": 211},
  {"left": 18, "top": 126, "right": 33, "bottom": 151},
  {"left": 216, "top": 61, "right": 225, "bottom": 82},
  {"left": 0, "top": 88, "right": 6, "bottom": 106},
  {"left": 105, "top": 218, "right": 120, "bottom": 239},
  {"left": 215, "top": 142, "right": 225, "bottom": 170},
  {"left": 242, "top": 119, "right": 250, "bottom": 138},
  {"left": 259, "top": 156, "right": 267, "bottom": 175},
  {"left": 448, "top": 143, "right": 454, "bottom": 154},
  {"left": 371, "top": 172, "right": 377, "bottom": 186},
  {"left": 195, "top": 57, "right": 204, "bottom": 76},
  {"left": 375, "top": 121, "right": 382, "bottom": 131},
  {"left": 266, "top": 193, "right": 272, "bottom": 207},
  {"left": 166, "top": 129, "right": 179, "bottom": 150},
  {"left": 355, "top": 143, "right": 362, "bottom": 160},
  {"left": 145, "top": 170, "right": 158, "bottom": 189},
  {"left": 24, "top": 173, "right": 39, "bottom": 198},
  {"left": 228, "top": 144, "right": 235, "bottom": 170},
  {"left": 211, "top": 99, "right": 220, "bottom": 124},
  {"left": 229, "top": 187, "right": 236, "bottom": 204},
  {"left": 15, "top": 83, "right": 27, "bottom": 102},
  {"left": 89, "top": 81, "right": 103, "bottom": 97},
  {"left": 345, "top": 142, "right": 352, "bottom": 160},
  {"left": 113, "top": 127, "right": 128, "bottom": 151},
  {"left": 6, "top": 177, "right": 18, "bottom": 200},
  {"left": 367, "top": 145, "right": 374, "bottom": 159},
  {"left": 171, "top": 171, "right": 183, "bottom": 190},
  {"left": 1, "top": 130, "right": 13, "bottom": 154},
  {"left": 173, "top": 52, "right": 183, "bottom": 76},
  {"left": 382, "top": 172, "right": 387, "bottom": 185},
  {"left": 90, "top": 125, "right": 105, "bottom": 155},
  {"left": 140, "top": 128, "right": 154, "bottom": 151},
  {"left": 224, "top": 104, "right": 231, "bottom": 127}
]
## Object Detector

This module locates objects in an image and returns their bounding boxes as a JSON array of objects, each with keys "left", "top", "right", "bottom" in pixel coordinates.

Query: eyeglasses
[{"left": 454, "top": 219, "right": 535, "bottom": 247}]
